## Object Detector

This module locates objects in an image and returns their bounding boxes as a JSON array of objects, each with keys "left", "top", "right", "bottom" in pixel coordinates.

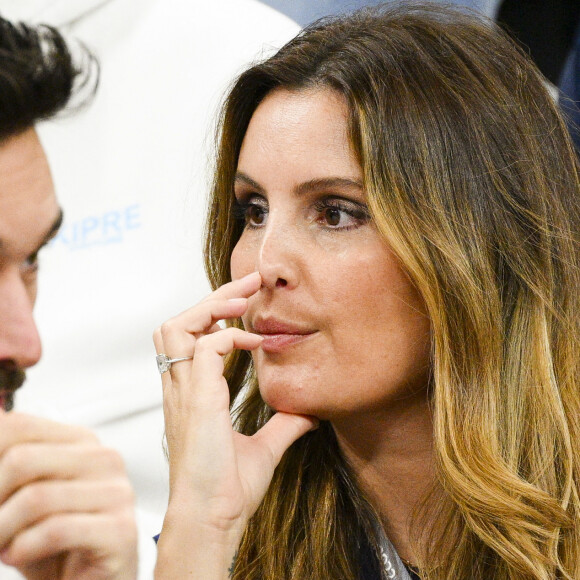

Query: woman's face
[{"left": 230, "top": 88, "right": 431, "bottom": 420}]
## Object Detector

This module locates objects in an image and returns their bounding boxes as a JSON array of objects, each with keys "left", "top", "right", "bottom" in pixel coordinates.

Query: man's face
[{"left": 0, "top": 128, "right": 61, "bottom": 410}]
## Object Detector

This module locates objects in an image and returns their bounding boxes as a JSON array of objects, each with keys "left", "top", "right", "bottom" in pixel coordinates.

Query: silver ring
[{"left": 156, "top": 353, "right": 193, "bottom": 374}]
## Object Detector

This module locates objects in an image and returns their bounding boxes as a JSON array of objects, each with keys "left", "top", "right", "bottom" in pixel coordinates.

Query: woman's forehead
[{"left": 236, "top": 88, "right": 361, "bottom": 188}]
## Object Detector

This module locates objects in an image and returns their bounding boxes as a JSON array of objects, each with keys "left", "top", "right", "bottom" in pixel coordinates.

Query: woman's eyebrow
[
  {"left": 234, "top": 172, "right": 363, "bottom": 196},
  {"left": 234, "top": 172, "right": 265, "bottom": 194},
  {"left": 295, "top": 177, "right": 363, "bottom": 195}
]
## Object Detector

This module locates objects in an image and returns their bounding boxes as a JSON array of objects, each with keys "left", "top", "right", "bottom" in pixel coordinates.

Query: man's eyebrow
[
  {"left": 37, "top": 208, "right": 64, "bottom": 250},
  {"left": 0, "top": 209, "right": 63, "bottom": 255}
]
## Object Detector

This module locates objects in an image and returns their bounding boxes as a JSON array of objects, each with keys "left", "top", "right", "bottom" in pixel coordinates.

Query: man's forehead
[{"left": 0, "top": 128, "right": 59, "bottom": 256}]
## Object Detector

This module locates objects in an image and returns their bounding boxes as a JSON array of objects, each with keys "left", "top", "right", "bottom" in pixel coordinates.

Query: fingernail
[
  {"left": 241, "top": 271, "right": 261, "bottom": 282},
  {"left": 308, "top": 418, "right": 320, "bottom": 432}
]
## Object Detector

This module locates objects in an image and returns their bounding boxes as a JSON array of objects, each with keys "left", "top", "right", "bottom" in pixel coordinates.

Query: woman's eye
[
  {"left": 315, "top": 199, "right": 370, "bottom": 230},
  {"left": 247, "top": 204, "right": 266, "bottom": 226},
  {"left": 233, "top": 197, "right": 268, "bottom": 228},
  {"left": 323, "top": 207, "right": 342, "bottom": 227}
]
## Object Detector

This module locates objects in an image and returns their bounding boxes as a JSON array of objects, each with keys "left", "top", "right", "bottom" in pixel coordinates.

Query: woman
[{"left": 153, "top": 3, "right": 580, "bottom": 579}]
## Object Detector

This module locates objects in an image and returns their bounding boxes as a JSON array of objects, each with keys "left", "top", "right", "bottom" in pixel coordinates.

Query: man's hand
[{"left": 0, "top": 412, "right": 138, "bottom": 580}]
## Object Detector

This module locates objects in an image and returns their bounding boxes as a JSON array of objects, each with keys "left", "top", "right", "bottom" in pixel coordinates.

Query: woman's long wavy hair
[{"left": 204, "top": 3, "right": 580, "bottom": 578}]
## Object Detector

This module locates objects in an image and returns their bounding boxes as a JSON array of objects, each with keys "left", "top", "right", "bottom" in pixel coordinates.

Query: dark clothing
[
  {"left": 496, "top": 0, "right": 580, "bottom": 154},
  {"left": 496, "top": 0, "right": 580, "bottom": 85},
  {"left": 359, "top": 535, "right": 421, "bottom": 579},
  {"left": 560, "top": 25, "right": 580, "bottom": 152}
]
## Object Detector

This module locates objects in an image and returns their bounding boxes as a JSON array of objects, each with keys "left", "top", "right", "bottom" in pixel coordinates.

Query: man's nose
[
  {"left": 256, "top": 218, "right": 301, "bottom": 290},
  {"left": 0, "top": 268, "right": 42, "bottom": 369}
]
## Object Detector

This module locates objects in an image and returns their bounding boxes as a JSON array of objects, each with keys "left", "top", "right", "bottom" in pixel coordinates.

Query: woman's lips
[
  {"left": 252, "top": 319, "right": 316, "bottom": 354},
  {"left": 259, "top": 332, "right": 315, "bottom": 353}
]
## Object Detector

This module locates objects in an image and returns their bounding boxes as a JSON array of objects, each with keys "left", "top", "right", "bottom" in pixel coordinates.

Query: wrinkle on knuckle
[
  {"left": 2, "top": 446, "right": 28, "bottom": 474},
  {"left": 20, "top": 485, "right": 49, "bottom": 517},
  {"left": 231, "top": 327, "right": 245, "bottom": 338},
  {"left": 160, "top": 318, "right": 180, "bottom": 339},
  {"left": 194, "top": 334, "right": 211, "bottom": 352}
]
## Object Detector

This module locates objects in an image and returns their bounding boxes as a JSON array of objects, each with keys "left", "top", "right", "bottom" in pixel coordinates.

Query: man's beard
[{"left": 0, "top": 367, "right": 26, "bottom": 411}]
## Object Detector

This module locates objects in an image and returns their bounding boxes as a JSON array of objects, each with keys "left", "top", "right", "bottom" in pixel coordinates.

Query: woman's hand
[
  {"left": 0, "top": 412, "right": 138, "bottom": 580},
  {"left": 153, "top": 272, "right": 317, "bottom": 579}
]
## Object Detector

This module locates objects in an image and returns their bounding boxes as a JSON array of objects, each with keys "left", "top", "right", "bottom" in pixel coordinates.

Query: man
[{"left": 0, "top": 16, "right": 137, "bottom": 580}]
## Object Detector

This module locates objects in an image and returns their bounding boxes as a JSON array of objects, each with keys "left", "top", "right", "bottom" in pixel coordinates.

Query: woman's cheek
[{"left": 230, "top": 239, "right": 249, "bottom": 280}]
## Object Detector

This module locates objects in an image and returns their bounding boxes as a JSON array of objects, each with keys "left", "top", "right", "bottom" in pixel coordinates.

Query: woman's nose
[{"left": 256, "top": 219, "right": 301, "bottom": 290}]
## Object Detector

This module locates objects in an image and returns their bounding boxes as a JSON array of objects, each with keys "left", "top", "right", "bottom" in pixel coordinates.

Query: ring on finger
[{"left": 156, "top": 353, "right": 194, "bottom": 374}]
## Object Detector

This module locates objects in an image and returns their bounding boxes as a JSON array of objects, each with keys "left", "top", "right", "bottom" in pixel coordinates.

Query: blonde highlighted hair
[{"left": 204, "top": 3, "right": 580, "bottom": 578}]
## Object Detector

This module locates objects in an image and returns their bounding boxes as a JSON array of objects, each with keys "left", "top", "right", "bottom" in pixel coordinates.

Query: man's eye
[{"left": 23, "top": 251, "right": 39, "bottom": 273}]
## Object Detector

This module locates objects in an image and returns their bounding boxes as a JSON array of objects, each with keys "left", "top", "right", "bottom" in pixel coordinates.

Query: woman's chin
[{"left": 259, "top": 382, "right": 321, "bottom": 418}]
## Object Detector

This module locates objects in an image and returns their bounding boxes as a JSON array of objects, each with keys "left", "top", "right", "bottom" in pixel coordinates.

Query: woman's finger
[
  {"left": 164, "top": 328, "right": 262, "bottom": 415},
  {"left": 252, "top": 413, "right": 319, "bottom": 468},
  {"left": 201, "top": 271, "right": 261, "bottom": 303},
  {"left": 160, "top": 297, "right": 248, "bottom": 343},
  {"left": 156, "top": 298, "right": 247, "bottom": 384},
  {"left": 161, "top": 328, "right": 263, "bottom": 494},
  {"left": 192, "top": 328, "right": 262, "bottom": 375},
  {"left": 161, "top": 271, "right": 260, "bottom": 339},
  {"left": 155, "top": 273, "right": 261, "bottom": 386}
]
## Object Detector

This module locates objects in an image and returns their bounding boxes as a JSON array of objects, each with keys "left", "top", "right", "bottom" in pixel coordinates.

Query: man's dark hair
[{"left": 0, "top": 15, "right": 97, "bottom": 141}]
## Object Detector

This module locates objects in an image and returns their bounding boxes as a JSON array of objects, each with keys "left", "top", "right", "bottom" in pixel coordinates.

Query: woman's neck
[{"left": 331, "top": 395, "right": 435, "bottom": 564}]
